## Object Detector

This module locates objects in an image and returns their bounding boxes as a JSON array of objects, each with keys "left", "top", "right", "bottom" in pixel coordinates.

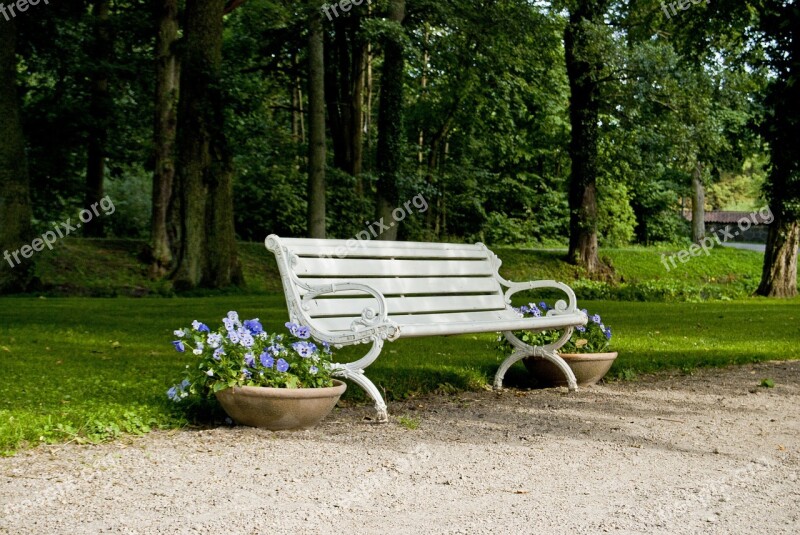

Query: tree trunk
[
  {"left": 375, "top": 0, "right": 406, "bottom": 241},
  {"left": 0, "top": 19, "right": 34, "bottom": 293},
  {"left": 171, "top": 0, "right": 243, "bottom": 290},
  {"left": 84, "top": 0, "right": 113, "bottom": 237},
  {"left": 564, "top": 0, "right": 609, "bottom": 275},
  {"left": 691, "top": 164, "right": 705, "bottom": 243},
  {"left": 324, "top": 13, "right": 366, "bottom": 180},
  {"left": 307, "top": 6, "right": 327, "bottom": 239},
  {"left": 150, "top": 0, "right": 180, "bottom": 278},
  {"left": 757, "top": 216, "right": 799, "bottom": 297}
]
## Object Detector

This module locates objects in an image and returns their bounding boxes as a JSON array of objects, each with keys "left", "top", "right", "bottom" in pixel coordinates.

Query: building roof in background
[{"left": 682, "top": 210, "right": 771, "bottom": 224}]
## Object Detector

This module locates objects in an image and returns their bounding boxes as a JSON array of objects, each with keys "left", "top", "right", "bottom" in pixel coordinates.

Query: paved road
[
  {"left": 722, "top": 242, "right": 766, "bottom": 252},
  {"left": 723, "top": 242, "right": 800, "bottom": 253}
]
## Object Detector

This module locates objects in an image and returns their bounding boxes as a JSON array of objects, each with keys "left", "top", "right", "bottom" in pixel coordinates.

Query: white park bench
[{"left": 265, "top": 235, "right": 588, "bottom": 422}]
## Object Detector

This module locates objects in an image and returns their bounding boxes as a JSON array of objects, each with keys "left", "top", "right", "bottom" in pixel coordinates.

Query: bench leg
[
  {"left": 333, "top": 367, "right": 389, "bottom": 422},
  {"left": 330, "top": 338, "right": 389, "bottom": 422},
  {"left": 494, "top": 329, "right": 578, "bottom": 392}
]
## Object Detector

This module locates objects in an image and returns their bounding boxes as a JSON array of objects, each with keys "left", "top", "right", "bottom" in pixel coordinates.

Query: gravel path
[{"left": 2, "top": 361, "right": 799, "bottom": 534}]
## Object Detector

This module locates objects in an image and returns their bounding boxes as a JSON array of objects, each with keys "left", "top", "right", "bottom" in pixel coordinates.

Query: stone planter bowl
[
  {"left": 524, "top": 352, "right": 618, "bottom": 387},
  {"left": 215, "top": 380, "right": 347, "bottom": 431}
]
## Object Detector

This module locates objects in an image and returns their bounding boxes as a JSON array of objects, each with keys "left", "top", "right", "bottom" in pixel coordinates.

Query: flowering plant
[
  {"left": 497, "top": 301, "right": 613, "bottom": 354},
  {"left": 167, "top": 311, "right": 336, "bottom": 403}
]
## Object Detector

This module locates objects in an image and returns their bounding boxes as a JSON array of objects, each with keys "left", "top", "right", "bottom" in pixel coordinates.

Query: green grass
[
  {"left": 23, "top": 238, "right": 766, "bottom": 301},
  {"left": 1, "top": 295, "right": 798, "bottom": 455}
]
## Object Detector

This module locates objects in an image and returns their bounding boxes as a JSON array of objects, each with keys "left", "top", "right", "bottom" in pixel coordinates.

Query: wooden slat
[
  {"left": 304, "top": 294, "right": 507, "bottom": 318},
  {"left": 296, "top": 276, "right": 501, "bottom": 297},
  {"left": 311, "top": 309, "right": 520, "bottom": 332},
  {"left": 280, "top": 237, "right": 488, "bottom": 259},
  {"left": 293, "top": 257, "right": 495, "bottom": 277},
  {"left": 310, "top": 310, "right": 588, "bottom": 337},
  {"left": 287, "top": 244, "right": 488, "bottom": 260}
]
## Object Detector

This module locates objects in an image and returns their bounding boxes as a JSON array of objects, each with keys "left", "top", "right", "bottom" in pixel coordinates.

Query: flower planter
[
  {"left": 524, "top": 352, "right": 618, "bottom": 387},
  {"left": 215, "top": 380, "right": 347, "bottom": 431}
]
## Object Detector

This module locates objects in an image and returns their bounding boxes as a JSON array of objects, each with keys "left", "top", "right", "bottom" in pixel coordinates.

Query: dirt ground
[{"left": 2, "top": 361, "right": 799, "bottom": 534}]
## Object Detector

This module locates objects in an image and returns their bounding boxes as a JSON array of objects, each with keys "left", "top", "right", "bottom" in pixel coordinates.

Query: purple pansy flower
[
  {"left": 276, "top": 358, "right": 289, "bottom": 373},
  {"left": 284, "top": 322, "right": 300, "bottom": 336},
  {"left": 260, "top": 351, "right": 274, "bottom": 368},
  {"left": 172, "top": 340, "right": 185, "bottom": 352},
  {"left": 243, "top": 319, "right": 263, "bottom": 335},
  {"left": 191, "top": 320, "right": 210, "bottom": 333},
  {"left": 292, "top": 341, "right": 314, "bottom": 358}
]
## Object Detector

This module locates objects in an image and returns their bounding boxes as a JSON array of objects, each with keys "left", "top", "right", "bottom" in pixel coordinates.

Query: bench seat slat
[
  {"left": 279, "top": 237, "right": 484, "bottom": 252},
  {"left": 286, "top": 244, "right": 489, "bottom": 260},
  {"left": 304, "top": 294, "right": 507, "bottom": 318},
  {"left": 294, "top": 257, "right": 495, "bottom": 277},
  {"left": 312, "top": 311, "right": 587, "bottom": 337},
  {"left": 296, "top": 276, "right": 502, "bottom": 296}
]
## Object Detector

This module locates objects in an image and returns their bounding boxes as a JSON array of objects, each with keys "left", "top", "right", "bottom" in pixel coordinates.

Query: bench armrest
[
  {"left": 474, "top": 242, "right": 582, "bottom": 317},
  {"left": 296, "top": 280, "right": 401, "bottom": 345},
  {"left": 501, "top": 280, "right": 581, "bottom": 317}
]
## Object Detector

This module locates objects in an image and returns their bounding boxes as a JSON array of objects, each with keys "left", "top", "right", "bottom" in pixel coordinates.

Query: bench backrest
[{"left": 266, "top": 235, "right": 510, "bottom": 333}]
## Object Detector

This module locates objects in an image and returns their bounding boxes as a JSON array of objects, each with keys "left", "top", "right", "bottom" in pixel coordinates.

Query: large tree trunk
[
  {"left": 757, "top": 216, "right": 799, "bottom": 297},
  {"left": 756, "top": 3, "right": 799, "bottom": 298},
  {"left": 0, "top": 19, "right": 34, "bottom": 293},
  {"left": 374, "top": 0, "right": 406, "bottom": 241},
  {"left": 150, "top": 0, "right": 180, "bottom": 278},
  {"left": 564, "top": 0, "right": 609, "bottom": 275},
  {"left": 170, "top": 0, "right": 243, "bottom": 290},
  {"left": 307, "top": 6, "right": 326, "bottom": 239},
  {"left": 84, "top": 0, "right": 112, "bottom": 237},
  {"left": 324, "top": 13, "right": 366, "bottom": 182},
  {"left": 691, "top": 163, "right": 705, "bottom": 243}
]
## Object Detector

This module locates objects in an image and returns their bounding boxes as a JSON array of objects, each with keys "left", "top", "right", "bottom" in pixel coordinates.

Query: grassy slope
[
  {"left": 26, "top": 239, "right": 765, "bottom": 300},
  {"left": 2, "top": 295, "right": 798, "bottom": 454}
]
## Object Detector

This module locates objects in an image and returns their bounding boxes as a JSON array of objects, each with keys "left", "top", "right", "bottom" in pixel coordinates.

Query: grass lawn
[{"left": 1, "top": 295, "right": 798, "bottom": 455}]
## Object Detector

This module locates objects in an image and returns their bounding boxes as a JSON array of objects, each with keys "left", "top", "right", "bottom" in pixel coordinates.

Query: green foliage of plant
[
  {"left": 760, "top": 378, "right": 775, "bottom": 388},
  {"left": 597, "top": 178, "right": 636, "bottom": 247},
  {"left": 167, "top": 313, "right": 335, "bottom": 405},
  {"left": 496, "top": 302, "right": 611, "bottom": 357}
]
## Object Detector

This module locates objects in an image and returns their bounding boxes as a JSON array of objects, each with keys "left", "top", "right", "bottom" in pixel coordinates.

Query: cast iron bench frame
[{"left": 266, "top": 234, "right": 587, "bottom": 421}]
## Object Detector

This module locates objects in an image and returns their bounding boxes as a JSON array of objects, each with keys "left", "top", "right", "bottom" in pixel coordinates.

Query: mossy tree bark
[
  {"left": 150, "top": 0, "right": 180, "bottom": 278},
  {"left": 170, "top": 0, "right": 243, "bottom": 290},
  {"left": 0, "top": 19, "right": 34, "bottom": 292},
  {"left": 307, "top": 5, "right": 327, "bottom": 239},
  {"left": 564, "top": 0, "right": 610, "bottom": 275},
  {"left": 757, "top": 217, "right": 799, "bottom": 297},
  {"left": 691, "top": 164, "right": 705, "bottom": 243}
]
